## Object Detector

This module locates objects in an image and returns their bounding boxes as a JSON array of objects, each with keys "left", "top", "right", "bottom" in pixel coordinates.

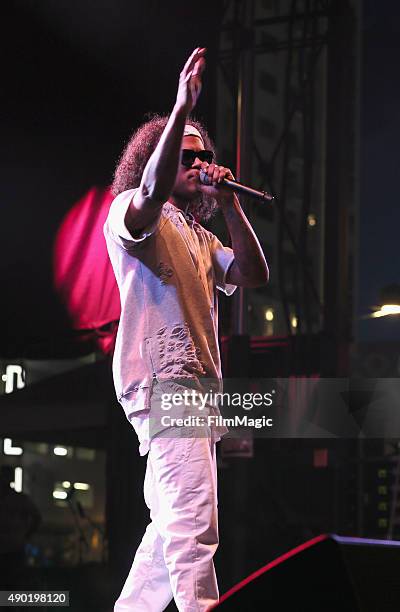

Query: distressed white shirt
[{"left": 104, "top": 188, "right": 236, "bottom": 426}]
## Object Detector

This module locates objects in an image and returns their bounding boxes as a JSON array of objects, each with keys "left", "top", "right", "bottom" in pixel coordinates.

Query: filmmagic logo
[
  {"left": 160, "top": 414, "right": 274, "bottom": 429},
  {"left": 160, "top": 389, "right": 275, "bottom": 411}
]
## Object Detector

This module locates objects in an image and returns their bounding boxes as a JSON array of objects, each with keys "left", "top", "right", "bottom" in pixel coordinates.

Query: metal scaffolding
[{"left": 216, "top": 0, "right": 358, "bottom": 376}]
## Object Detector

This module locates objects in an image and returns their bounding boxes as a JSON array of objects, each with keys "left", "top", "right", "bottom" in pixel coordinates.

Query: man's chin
[{"left": 174, "top": 186, "right": 201, "bottom": 201}]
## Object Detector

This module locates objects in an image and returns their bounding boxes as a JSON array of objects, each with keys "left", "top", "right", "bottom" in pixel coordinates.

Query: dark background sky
[
  {"left": 1, "top": 0, "right": 400, "bottom": 357},
  {"left": 1, "top": 1, "right": 222, "bottom": 357},
  {"left": 359, "top": 0, "right": 400, "bottom": 341}
]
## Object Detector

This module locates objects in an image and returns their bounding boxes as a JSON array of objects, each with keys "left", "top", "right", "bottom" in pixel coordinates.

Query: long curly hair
[{"left": 111, "top": 115, "right": 218, "bottom": 221}]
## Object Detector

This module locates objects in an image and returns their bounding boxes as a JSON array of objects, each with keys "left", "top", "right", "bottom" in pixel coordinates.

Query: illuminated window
[
  {"left": 265, "top": 308, "right": 274, "bottom": 321},
  {"left": 53, "top": 482, "right": 71, "bottom": 507},
  {"left": 53, "top": 446, "right": 73, "bottom": 457},
  {"left": 1, "top": 364, "right": 25, "bottom": 394},
  {"left": 14, "top": 467, "right": 23, "bottom": 493},
  {"left": 3, "top": 438, "right": 23, "bottom": 456},
  {"left": 264, "top": 307, "right": 274, "bottom": 336},
  {"left": 53, "top": 490, "right": 67, "bottom": 500},
  {"left": 9, "top": 467, "right": 23, "bottom": 492},
  {"left": 73, "top": 482, "right": 90, "bottom": 491},
  {"left": 53, "top": 481, "right": 93, "bottom": 509}
]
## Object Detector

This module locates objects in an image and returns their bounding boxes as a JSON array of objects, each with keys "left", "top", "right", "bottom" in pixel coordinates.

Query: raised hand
[{"left": 175, "top": 47, "right": 206, "bottom": 115}]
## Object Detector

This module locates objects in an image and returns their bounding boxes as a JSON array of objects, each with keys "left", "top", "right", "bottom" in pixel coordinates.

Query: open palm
[{"left": 175, "top": 47, "right": 206, "bottom": 114}]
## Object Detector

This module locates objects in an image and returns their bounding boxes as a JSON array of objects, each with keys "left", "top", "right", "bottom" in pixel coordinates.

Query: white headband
[{"left": 183, "top": 124, "right": 204, "bottom": 144}]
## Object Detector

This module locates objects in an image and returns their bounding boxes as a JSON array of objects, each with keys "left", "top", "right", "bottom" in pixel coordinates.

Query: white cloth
[
  {"left": 130, "top": 380, "right": 229, "bottom": 457},
  {"left": 183, "top": 124, "right": 204, "bottom": 144},
  {"left": 114, "top": 425, "right": 219, "bottom": 612},
  {"left": 103, "top": 189, "right": 236, "bottom": 419}
]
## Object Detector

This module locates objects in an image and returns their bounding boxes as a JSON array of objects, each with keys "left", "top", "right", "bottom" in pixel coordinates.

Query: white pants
[{"left": 114, "top": 426, "right": 219, "bottom": 611}]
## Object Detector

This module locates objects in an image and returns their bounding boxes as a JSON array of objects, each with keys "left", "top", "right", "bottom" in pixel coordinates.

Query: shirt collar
[{"left": 164, "top": 202, "right": 195, "bottom": 225}]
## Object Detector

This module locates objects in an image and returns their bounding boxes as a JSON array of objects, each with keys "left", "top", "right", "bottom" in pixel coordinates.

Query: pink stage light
[{"left": 53, "top": 186, "right": 120, "bottom": 354}]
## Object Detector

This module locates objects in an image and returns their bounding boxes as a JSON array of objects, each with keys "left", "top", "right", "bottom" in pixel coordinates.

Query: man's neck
[
  {"left": 168, "top": 195, "right": 193, "bottom": 215},
  {"left": 168, "top": 195, "right": 186, "bottom": 210}
]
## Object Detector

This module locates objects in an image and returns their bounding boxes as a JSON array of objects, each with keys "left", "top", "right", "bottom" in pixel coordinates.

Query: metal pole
[{"left": 233, "top": 0, "right": 254, "bottom": 336}]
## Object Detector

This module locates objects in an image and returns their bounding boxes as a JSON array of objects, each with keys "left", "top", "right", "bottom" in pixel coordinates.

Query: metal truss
[{"left": 217, "top": 0, "right": 334, "bottom": 338}]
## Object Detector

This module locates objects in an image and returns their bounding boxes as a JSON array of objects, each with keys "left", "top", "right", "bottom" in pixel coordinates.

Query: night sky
[
  {"left": 359, "top": 0, "right": 400, "bottom": 341},
  {"left": 1, "top": 1, "right": 399, "bottom": 357},
  {"left": 1, "top": 1, "right": 221, "bottom": 357}
]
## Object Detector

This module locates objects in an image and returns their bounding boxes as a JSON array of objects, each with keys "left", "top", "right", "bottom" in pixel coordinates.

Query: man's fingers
[
  {"left": 200, "top": 163, "right": 235, "bottom": 187},
  {"left": 182, "top": 47, "right": 199, "bottom": 74},
  {"left": 219, "top": 168, "right": 234, "bottom": 183},
  {"left": 182, "top": 47, "right": 206, "bottom": 77},
  {"left": 203, "top": 163, "right": 218, "bottom": 185},
  {"left": 191, "top": 56, "right": 206, "bottom": 78},
  {"left": 212, "top": 165, "right": 220, "bottom": 184}
]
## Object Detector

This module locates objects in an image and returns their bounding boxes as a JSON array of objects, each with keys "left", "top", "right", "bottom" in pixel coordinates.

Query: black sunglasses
[{"left": 181, "top": 149, "right": 214, "bottom": 168}]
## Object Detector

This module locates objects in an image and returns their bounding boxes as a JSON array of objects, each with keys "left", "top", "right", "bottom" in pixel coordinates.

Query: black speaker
[{"left": 213, "top": 534, "right": 400, "bottom": 611}]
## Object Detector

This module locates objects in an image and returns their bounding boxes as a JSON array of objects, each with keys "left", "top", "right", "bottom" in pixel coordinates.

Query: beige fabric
[{"left": 104, "top": 189, "right": 236, "bottom": 419}]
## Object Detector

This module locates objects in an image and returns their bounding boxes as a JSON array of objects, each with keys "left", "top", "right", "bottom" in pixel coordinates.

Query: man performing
[{"left": 104, "top": 47, "right": 269, "bottom": 611}]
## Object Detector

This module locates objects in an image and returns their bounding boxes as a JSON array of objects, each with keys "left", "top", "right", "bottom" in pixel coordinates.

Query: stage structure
[
  {"left": 211, "top": 0, "right": 364, "bottom": 588},
  {"left": 215, "top": 0, "right": 360, "bottom": 377}
]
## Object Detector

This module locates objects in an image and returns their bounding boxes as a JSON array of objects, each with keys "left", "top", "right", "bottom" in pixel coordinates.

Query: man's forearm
[
  {"left": 221, "top": 194, "right": 269, "bottom": 287},
  {"left": 140, "top": 107, "right": 187, "bottom": 203},
  {"left": 126, "top": 47, "right": 206, "bottom": 232}
]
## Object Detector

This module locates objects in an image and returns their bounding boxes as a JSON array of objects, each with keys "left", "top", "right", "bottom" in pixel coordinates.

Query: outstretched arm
[{"left": 125, "top": 47, "right": 206, "bottom": 235}]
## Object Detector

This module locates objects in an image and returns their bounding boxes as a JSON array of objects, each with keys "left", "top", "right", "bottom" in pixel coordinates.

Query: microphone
[{"left": 199, "top": 169, "right": 274, "bottom": 202}]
